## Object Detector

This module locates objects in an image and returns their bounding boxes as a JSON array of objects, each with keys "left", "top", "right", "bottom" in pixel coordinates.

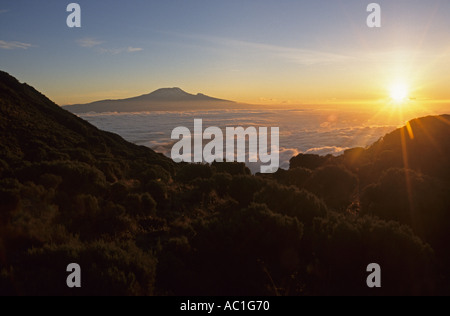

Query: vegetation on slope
[{"left": 1, "top": 71, "right": 449, "bottom": 295}]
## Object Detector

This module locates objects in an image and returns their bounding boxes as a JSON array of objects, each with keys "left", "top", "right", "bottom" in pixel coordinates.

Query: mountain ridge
[
  {"left": 63, "top": 87, "right": 235, "bottom": 113},
  {"left": 0, "top": 70, "right": 174, "bottom": 177}
]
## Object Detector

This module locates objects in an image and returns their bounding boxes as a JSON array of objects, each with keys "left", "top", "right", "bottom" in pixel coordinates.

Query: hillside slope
[{"left": 0, "top": 71, "right": 174, "bottom": 179}]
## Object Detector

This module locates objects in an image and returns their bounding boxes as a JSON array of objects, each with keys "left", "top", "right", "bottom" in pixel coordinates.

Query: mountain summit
[
  {"left": 127, "top": 87, "right": 231, "bottom": 102},
  {"left": 63, "top": 87, "right": 234, "bottom": 113},
  {"left": 146, "top": 87, "right": 193, "bottom": 99}
]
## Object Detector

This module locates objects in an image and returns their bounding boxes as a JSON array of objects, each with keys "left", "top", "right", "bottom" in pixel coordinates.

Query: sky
[{"left": 2, "top": 0, "right": 450, "bottom": 106}]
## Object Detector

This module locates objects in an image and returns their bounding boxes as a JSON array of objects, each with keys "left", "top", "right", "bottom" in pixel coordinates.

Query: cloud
[
  {"left": 77, "top": 38, "right": 104, "bottom": 48},
  {"left": 0, "top": 9, "right": 9, "bottom": 14},
  {"left": 233, "top": 40, "right": 352, "bottom": 66},
  {"left": 166, "top": 31, "right": 352, "bottom": 66},
  {"left": 96, "top": 47, "right": 122, "bottom": 55},
  {"left": 0, "top": 40, "right": 32, "bottom": 50},
  {"left": 304, "top": 146, "right": 349, "bottom": 156},
  {"left": 77, "top": 38, "right": 143, "bottom": 54},
  {"left": 96, "top": 47, "right": 144, "bottom": 55},
  {"left": 127, "top": 47, "right": 143, "bottom": 53},
  {"left": 78, "top": 109, "right": 404, "bottom": 174}
]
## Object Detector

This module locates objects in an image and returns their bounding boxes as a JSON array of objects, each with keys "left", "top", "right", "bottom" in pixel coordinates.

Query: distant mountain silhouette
[{"left": 63, "top": 87, "right": 235, "bottom": 113}]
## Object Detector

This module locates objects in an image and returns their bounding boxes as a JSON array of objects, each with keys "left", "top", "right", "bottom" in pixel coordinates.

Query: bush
[
  {"left": 272, "top": 167, "right": 312, "bottom": 189},
  {"left": 38, "top": 173, "right": 62, "bottom": 190},
  {"left": 176, "top": 164, "right": 213, "bottom": 183},
  {"left": 17, "top": 161, "right": 107, "bottom": 194},
  {"left": 305, "top": 165, "right": 358, "bottom": 211},
  {"left": 58, "top": 195, "right": 132, "bottom": 240},
  {"left": 211, "top": 173, "right": 233, "bottom": 197},
  {"left": 125, "top": 194, "right": 142, "bottom": 215},
  {"left": 137, "top": 165, "right": 171, "bottom": 184},
  {"left": 212, "top": 162, "right": 251, "bottom": 176},
  {"left": 144, "top": 180, "right": 168, "bottom": 206},
  {"left": 0, "top": 159, "right": 10, "bottom": 178},
  {"left": 255, "top": 183, "right": 327, "bottom": 224},
  {"left": 141, "top": 193, "right": 157, "bottom": 216},
  {"left": 289, "top": 154, "right": 329, "bottom": 170},
  {"left": 361, "top": 168, "right": 450, "bottom": 255},
  {"left": 310, "top": 212, "right": 436, "bottom": 295},
  {"left": 0, "top": 188, "right": 20, "bottom": 223},
  {"left": 64, "top": 148, "right": 95, "bottom": 164},
  {"left": 110, "top": 181, "right": 129, "bottom": 203},
  {"left": 158, "top": 203, "right": 304, "bottom": 295},
  {"left": 11, "top": 241, "right": 157, "bottom": 296},
  {"left": 229, "top": 175, "right": 263, "bottom": 207}
]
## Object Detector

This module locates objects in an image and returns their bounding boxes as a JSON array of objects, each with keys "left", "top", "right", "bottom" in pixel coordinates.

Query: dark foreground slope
[
  {"left": 0, "top": 71, "right": 173, "bottom": 175},
  {"left": 286, "top": 114, "right": 450, "bottom": 282},
  {"left": 0, "top": 71, "right": 449, "bottom": 296}
]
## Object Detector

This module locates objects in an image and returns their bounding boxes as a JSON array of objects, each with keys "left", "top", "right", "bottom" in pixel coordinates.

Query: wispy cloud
[
  {"left": 77, "top": 38, "right": 143, "bottom": 54},
  {"left": 97, "top": 47, "right": 144, "bottom": 55},
  {"left": 0, "top": 40, "right": 32, "bottom": 50},
  {"left": 127, "top": 47, "right": 143, "bottom": 53},
  {"left": 223, "top": 38, "right": 352, "bottom": 66},
  {"left": 166, "top": 31, "right": 352, "bottom": 66},
  {"left": 0, "top": 9, "right": 9, "bottom": 14},
  {"left": 77, "top": 38, "right": 104, "bottom": 48}
]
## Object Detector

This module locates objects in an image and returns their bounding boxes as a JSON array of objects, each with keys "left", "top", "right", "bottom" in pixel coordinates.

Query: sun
[{"left": 389, "top": 83, "right": 409, "bottom": 103}]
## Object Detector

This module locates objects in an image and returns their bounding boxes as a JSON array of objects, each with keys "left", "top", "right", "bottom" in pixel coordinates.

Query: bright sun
[{"left": 389, "top": 83, "right": 409, "bottom": 103}]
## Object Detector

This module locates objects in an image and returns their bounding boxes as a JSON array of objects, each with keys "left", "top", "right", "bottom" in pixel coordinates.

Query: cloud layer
[
  {"left": 79, "top": 108, "right": 404, "bottom": 173},
  {"left": 0, "top": 40, "right": 32, "bottom": 50},
  {"left": 77, "top": 38, "right": 104, "bottom": 48},
  {"left": 77, "top": 38, "right": 143, "bottom": 54}
]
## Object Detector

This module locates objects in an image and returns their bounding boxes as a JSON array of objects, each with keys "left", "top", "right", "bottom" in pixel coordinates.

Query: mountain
[
  {"left": 63, "top": 87, "right": 236, "bottom": 113},
  {"left": 130, "top": 87, "right": 230, "bottom": 102},
  {"left": 291, "top": 114, "right": 450, "bottom": 183},
  {"left": 0, "top": 71, "right": 174, "bottom": 178}
]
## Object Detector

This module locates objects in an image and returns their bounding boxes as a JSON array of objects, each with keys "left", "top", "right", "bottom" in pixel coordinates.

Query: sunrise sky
[{"left": 1, "top": 0, "right": 450, "bottom": 106}]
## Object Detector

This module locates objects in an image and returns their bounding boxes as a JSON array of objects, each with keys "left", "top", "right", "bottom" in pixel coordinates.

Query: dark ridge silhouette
[
  {"left": 1, "top": 71, "right": 449, "bottom": 296},
  {"left": 290, "top": 115, "right": 450, "bottom": 183},
  {"left": 0, "top": 70, "right": 173, "bottom": 171},
  {"left": 63, "top": 87, "right": 236, "bottom": 113}
]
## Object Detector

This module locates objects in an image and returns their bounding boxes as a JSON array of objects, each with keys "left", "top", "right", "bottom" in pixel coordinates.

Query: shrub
[
  {"left": 11, "top": 241, "right": 157, "bottom": 296},
  {"left": 305, "top": 165, "right": 358, "bottom": 211},
  {"left": 289, "top": 154, "right": 329, "bottom": 170},
  {"left": 176, "top": 164, "right": 213, "bottom": 183},
  {"left": 0, "top": 159, "right": 10, "bottom": 178},
  {"left": 310, "top": 212, "right": 436, "bottom": 295},
  {"left": 255, "top": 183, "right": 327, "bottom": 224},
  {"left": 229, "top": 175, "right": 263, "bottom": 207},
  {"left": 141, "top": 193, "right": 157, "bottom": 216},
  {"left": 361, "top": 168, "right": 450, "bottom": 256},
  {"left": 211, "top": 173, "right": 233, "bottom": 197},
  {"left": 144, "top": 180, "right": 168, "bottom": 206},
  {"left": 212, "top": 162, "right": 251, "bottom": 176},
  {"left": 158, "top": 203, "right": 304, "bottom": 295},
  {"left": 273, "top": 167, "right": 312, "bottom": 188},
  {"left": 38, "top": 173, "right": 62, "bottom": 190}
]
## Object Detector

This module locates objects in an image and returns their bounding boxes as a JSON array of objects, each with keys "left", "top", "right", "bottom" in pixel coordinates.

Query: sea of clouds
[{"left": 79, "top": 108, "right": 409, "bottom": 173}]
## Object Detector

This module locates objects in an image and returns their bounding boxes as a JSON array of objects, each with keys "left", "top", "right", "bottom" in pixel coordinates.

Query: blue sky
[{"left": 1, "top": 0, "right": 450, "bottom": 105}]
